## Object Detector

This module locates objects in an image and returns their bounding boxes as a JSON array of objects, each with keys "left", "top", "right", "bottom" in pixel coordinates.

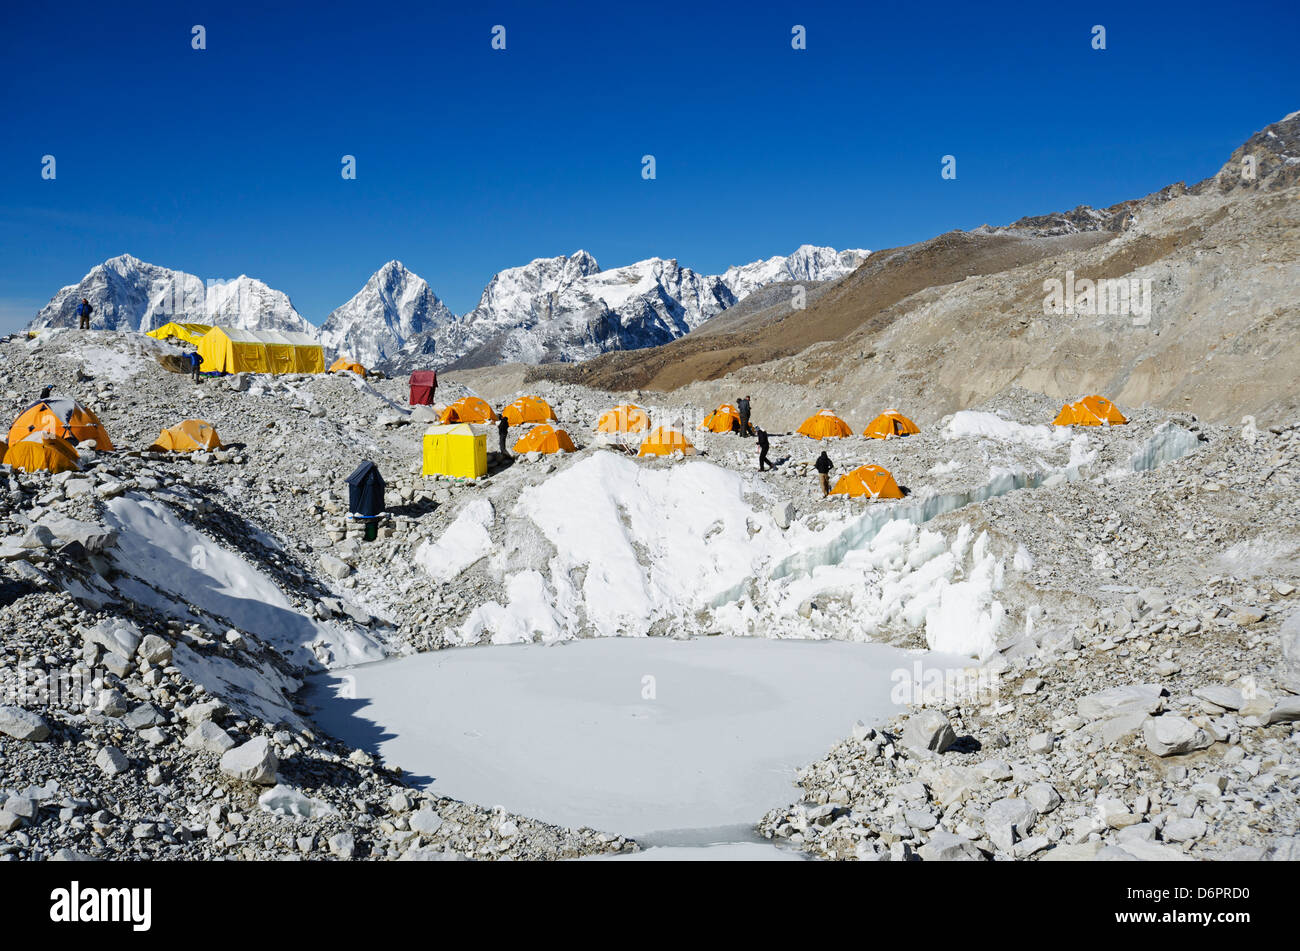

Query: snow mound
[{"left": 943, "top": 410, "right": 1073, "bottom": 450}]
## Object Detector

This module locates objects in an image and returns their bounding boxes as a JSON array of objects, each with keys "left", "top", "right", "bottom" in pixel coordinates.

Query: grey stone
[
  {"left": 1078, "top": 683, "right": 1163, "bottom": 720},
  {"left": 95, "top": 746, "right": 129, "bottom": 776},
  {"left": 1024, "top": 782, "right": 1062, "bottom": 814},
  {"left": 918, "top": 828, "right": 982, "bottom": 861},
  {"left": 1193, "top": 685, "right": 1244, "bottom": 710},
  {"left": 136, "top": 634, "right": 173, "bottom": 666},
  {"left": 184, "top": 721, "right": 236, "bottom": 754},
  {"left": 1143, "top": 715, "right": 1212, "bottom": 757},
  {"left": 0, "top": 705, "right": 52, "bottom": 741},
  {"left": 220, "top": 737, "right": 279, "bottom": 785},
  {"left": 900, "top": 710, "right": 957, "bottom": 754},
  {"left": 983, "top": 798, "right": 1038, "bottom": 853}
]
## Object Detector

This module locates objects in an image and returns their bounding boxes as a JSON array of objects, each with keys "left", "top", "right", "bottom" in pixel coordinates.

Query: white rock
[
  {"left": 96, "top": 746, "right": 129, "bottom": 776},
  {"left": 1143, "top": 715, "right": 1212, "bottom": 757},
  {"left": 0, "top": 705, "right": 52, "bottom": 741},
  {"left": 219, "top": 737, "right": 279, "bottom": 785},
  {"left": 184, "top": 721, "right": 236, "bottom": 755}
]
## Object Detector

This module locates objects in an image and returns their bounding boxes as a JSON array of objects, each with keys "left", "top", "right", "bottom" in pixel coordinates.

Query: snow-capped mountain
[
  {"left": 318, "top": 261, "right": 455, "bottom": 366},
  {"left": 28, "top": 254, "right": 314, "bottom": 336},
  {"left": 376, "top": 244, "right": 869, "bottom": 372}
]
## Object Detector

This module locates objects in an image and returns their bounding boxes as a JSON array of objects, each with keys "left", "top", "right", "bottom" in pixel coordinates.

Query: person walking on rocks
[
  {"left": 77, "top": 297, "right": 94, "bottom": 330},
  {"left": 38, "top": 385, "right": 53, "bottom": 400},
  {"left": 187, "top": 349, "right": 203, "bottom": 383},
  {"left": 498, "top": 414, "right": 509, "bottom": 457},
  {"left": 756, "top": 427, "right": 771, "bottom": 471},
  {"left": 814, "top": 450, "right": 833, "bottom": 497},
  {"left": 737, "top": 395, "right": 752, "bottom": 437}
]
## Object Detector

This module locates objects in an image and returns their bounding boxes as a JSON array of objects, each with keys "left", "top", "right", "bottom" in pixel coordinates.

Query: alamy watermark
[
  {"left": 890, "top": 660, "right": 1002, "bottom": 706},
  {"left": 1042, "top": 270, "right": 1153, "bottom": 327}
]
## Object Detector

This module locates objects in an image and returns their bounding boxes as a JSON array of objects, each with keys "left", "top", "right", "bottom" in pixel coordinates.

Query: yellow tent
[
  {"left": 4, "top": 433, "right": 80, "bottom": 474},
  {"left": 146, "top": 322, "right": 212, "bottom": 345},
  {"left": 1053, "top": 395, "right": 1127, "bottom": 426},
  {"left": 329, "top": 357, "right": 367, "bottom": 377},
  {"left": 797, "top": 410, "right": 853, "bottom": 440},
  {"left": 595, "top": 404, "right": 650, "bottom": 434},
  {"left": 9, "top": 398, "right": 114, "bottom": 451},
  {"left": 197, "top": 327, "right": 324, "bottom": 375},
  {"left": 503, "top": 396, "right": 557, "bottom": 426},
  {"left": 439, "top": 397, "right": 498, "bottom": 424},
  {"left": 422, "top": 424, "right": 487, "bottom": 478},
  {"left": 149, "top": 420, "right": 222, "bottom": 452},
  {"left": 864, "top": 410, "right": 920, "bottom": 439},
  {"left": 830, "top": 465, "right": 904, "bottom": 499},
  {"left": 699, "top": 404, "right": 741, "bottom": 433},
  {"left": 514, "top": 424, "right": 576, "bottom": 454},
  {"left": 638, "top": 427, "right": 695, "bottom": 457}
]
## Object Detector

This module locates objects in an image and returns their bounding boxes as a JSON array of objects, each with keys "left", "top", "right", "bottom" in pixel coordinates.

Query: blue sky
[{"left": 1, "top": 1, "right": 1296, "bottom": 333}]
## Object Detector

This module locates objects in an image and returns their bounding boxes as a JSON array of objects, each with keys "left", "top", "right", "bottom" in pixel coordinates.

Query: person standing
[
  {"left": 498, "top": 414, "right": 510, "bottom": 457},
  {"left": 756, "top": 427, "right": 771, "bottom": 471},
  {"left": 188, "top": 349, "right": 203, "bottom": 383},
  {"left": 77, "top": 297, "right": 94, "bottom": 330},
  {"left": 814, "top": 450, "right": 833, "bottom": 497},
  {"left": 737, "top": 396, "right": 751, "bottom": 437}
]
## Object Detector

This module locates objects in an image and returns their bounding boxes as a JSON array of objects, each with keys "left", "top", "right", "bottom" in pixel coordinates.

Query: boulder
[
  {"left": 220, "top": 737, "right": 279, "bottom": 785},
  {"left": 0, "top": 706, "right": 51, "bottom": 742},
  {"left": 983, "top": 798, "right": 1038, "bottom": 853},
  {"left": 82, "top": 620, "right": 143, "bottom": 659},
  {"left": 184, "top": 721, "right": 236, "bottom": 755},
  {"left": 1143, "top": 715, "right": 1212, "bottom": 757},
  {"left": 918, "top": 828, "right": 982, "bottom": 861},
  {"left": 96, "top": 746, "right": 129, "bottom": 776},
  {"left": 137, "top": 634, "right": 173, "bottom": 666},
  {"left": 1077, "top": 683, "right": 1163, "bottom": 720},
  {"left": 900, "top": 710, "right": 957, "bottom": 754}
]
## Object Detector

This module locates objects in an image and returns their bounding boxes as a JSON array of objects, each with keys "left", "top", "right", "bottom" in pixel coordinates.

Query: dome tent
[
  {"left": 595, "top": 404, "right": 650, "bottom": 434},
  {"left": 796, "top": 410, "right": 852, "bottom": 440},
  {"left": 4, "top": 432, "right": 80, "bottom": 474},
  {"left": 699, "top": 404, "right": 742, "bottom": 433},
  {"left": 864, "top": 410, "right": 919, "bottom": 439},
  {"left": 502, "top": 396, "right": 557, "bottom": 426},
  {"left": 1053, "top": 395, "right": 1127, "bottom": 426},
  {"left": 439, "top": 397, "right": 497, "bottom": 424},
  {"left": 149, "top": 419, "right": 222, "bottom": 452},
  {"left": 9, "top": 398, "right": 114, "bottom": 451},
  {"left": 514, "top": 424, "right": 577, "bottom": 455},
  {"left": 638, "top": 427, "right": 695, "bottom": 457},
  {"left": 830, "top": 464, "right": 903, "bottom": 499}
]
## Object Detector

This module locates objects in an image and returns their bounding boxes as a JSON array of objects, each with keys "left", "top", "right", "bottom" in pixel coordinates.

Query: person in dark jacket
[
  {"left": 187, "top": 349, "right": 203, "bottom": 383},
  {"left": 498, "top": 415, "right": 510, "bottom": 456},
  {"left": 814, "top": 450, "right": 833, "bottom": 497},
  {"left": 756, "top": 427, "right": 771, "bottom": 471},
  {"left": 38, "top": 385, "right": 53, "bottom": 400},
  {"left": 737, "top": 396, "right": 752, "bottom": 436},
  {"left": 77, "top": 298, "right": 94, "bottom": 330}
]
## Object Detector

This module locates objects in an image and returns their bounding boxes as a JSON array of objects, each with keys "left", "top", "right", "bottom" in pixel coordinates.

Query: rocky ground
[{"left": 1, "top": 327, "right": 1298, "bottom": 860}]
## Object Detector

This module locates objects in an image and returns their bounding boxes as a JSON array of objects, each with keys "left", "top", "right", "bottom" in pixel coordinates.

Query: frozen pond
[{"left": 306, "top": 636, "right": 971, "bottom": 841}]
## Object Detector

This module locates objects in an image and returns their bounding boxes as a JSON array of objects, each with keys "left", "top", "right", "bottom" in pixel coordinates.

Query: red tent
[{"left": 409, "top": 370, "right": 437, "bottom": 406}]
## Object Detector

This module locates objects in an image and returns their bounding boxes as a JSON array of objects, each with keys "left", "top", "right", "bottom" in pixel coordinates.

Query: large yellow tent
[
  {"left": 830, "top": 465, "right": 904, "bottom": 499},
  {"left": 864, "top": 410, "right": 920, "bottom": 439},
  {"left": 422, "top": 424, "right": 487, "bottom": 478},
  {"left": 439, "top": 397, "right": 498, "bottom": 424},
  {"left": 699, "top": 404, "right": 742, "bottom": 433},
  {"left": 797, "top": 410, "right": 853, "bottom": 440},
  {"left": 149, "top": 420, "right": 222, "bottom": 452},
  {"left": 329, "top": 357, "right": 367, "bottom": 377},
  {"left": 1053, "top": 395, "right": 1127, "bottom": 426},
  {"left": 197, "top": 327, "right": 325, "bottom": 375},
  {"left": 513, "top": 424, "right": 576, "bottom": 455},
  {"left": 595, "top": 404, "right": 651, "bottom": 434},
  {"left": 638, "top": 427, "right": 695, "bottom": 457},
  {"left": 503, "top": 396, "right": 557, "bottom": 426},
  {"left": 146, "top": 322, "right": 212, "bottom": 345},
  {"left": 4, "top": 433, "right": 80, "bottom": 474},
  {"left": 9, "top": 399, "right": 114, "bottom": 451}
]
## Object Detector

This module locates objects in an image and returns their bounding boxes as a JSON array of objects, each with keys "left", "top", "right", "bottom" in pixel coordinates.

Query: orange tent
[
  {"left": 8, "top": 399, "right": 114, "bottom": 451},
  {"left": 699, "top": 404, "right": 742, "bottom": 433},
  {"left": 503, "top": 396, "right": 557, "bottom": 426},
  {"left": 830, "top": 465, "right": 903, "bottom": 500},
  {"left": 1053, "top": 395, "right": 1127, "bottom": 426},
  {"left": 149, "top": 420, "right": 222, "bottom": 452},
  {"left": 4, "top": 433, "right": 81, "bottom": 474},
  {"left": 796, "top": 410, "right": 852, "bottom": 440},
  {"left": 864, "top": 410, "right": 920, "bottom": 439},
  {"left": 439, "top": 397, "right": 498, "bottom": 424},
  {"left": 329, "top": 357, "right": 367, "bottom": 377},
  {"left": 513, "top": 424, "right": 577, "bottom": 455},
  {"left": 595, "top": 404, "right": 651, "bottom": 434},
  {"left": 638, "top": 427, "right": 696, "bottom": 457}
]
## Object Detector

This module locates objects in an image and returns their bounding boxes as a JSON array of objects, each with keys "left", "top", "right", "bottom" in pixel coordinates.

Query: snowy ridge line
[{"left": 710, "top": 425, "right": 1201, "bottom": 611}]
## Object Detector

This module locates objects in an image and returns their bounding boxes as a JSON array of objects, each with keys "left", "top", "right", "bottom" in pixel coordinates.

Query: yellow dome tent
[
  {"left": 9, "top": 399, "right": 114, "bottom": 451},
  {"left": 797, "top": 410, "right": 853, "bottom": 440},
  {"left": 638, "top": 427, "right": 695, "bottom": 457},
  {"left": 146, "top": 322, "right": 212, "bottom": 345},
  {"left": 1053, "top": 395, "right": 1127, "bottom": 426},
  {"left": 4, "top": 432, "right": 81, "bottom": 474},
  {"left": 422, "top": 424, "right": 488, "bottom": 478},
  {"left": 699, "top": 404, "right": 742, "bottom": 433},
  {"left": 864, "top": 410, "right": 920, "bottom": 439},
  {"left": 595, "top": 404, "right": 651, "bottom": 434},
  {"left": 329, "top": 357, "right": 368, "bottom": 377},
  {"left": 502, "top": 396, "right": 557, "bottom": 426},
  {"left": 149, "top": 420, "right": 222, "bottom": 453},
  {"left": 513, "top": 424, "right": 576, "bottom": 455},
  {"left": 439, "top": 397, "right": 498, "bottom": 424},
  {"left": 830, "top": 465, "right": 904, "bottom": 499}
]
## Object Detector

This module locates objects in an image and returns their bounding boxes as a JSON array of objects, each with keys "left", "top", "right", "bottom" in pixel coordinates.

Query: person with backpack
[
  {"left": 498, "top": 414, "right": 510, "bottom": 457},
  {"left": 77, "top": 298, "right": 94, "bottom": 330},
  {"left": 756, "top": 427, "right": 771, "bottom": 471},
  {"left": 737, "top": 396, "right": 752, "bottom": 437},
  {"left": 187, "top": 349, "right": 203, "bottom": 383},
  {"left": 814, "top": 450, "right": 834, "bottom": 497}
]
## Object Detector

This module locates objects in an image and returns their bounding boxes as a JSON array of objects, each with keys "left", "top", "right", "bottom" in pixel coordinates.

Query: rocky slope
[{"left": 30, "top": 254, "right": 315, "bottom": 336}]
